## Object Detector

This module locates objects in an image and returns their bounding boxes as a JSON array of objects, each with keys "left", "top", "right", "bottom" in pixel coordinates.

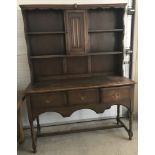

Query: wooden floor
[{"left": 18, "top": 119, "right": 138, "bottom": 155}]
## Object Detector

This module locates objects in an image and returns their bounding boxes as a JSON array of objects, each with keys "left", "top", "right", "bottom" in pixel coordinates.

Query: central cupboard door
[{"left": 65, "top": 10, "right": 87, "bottom": 54}]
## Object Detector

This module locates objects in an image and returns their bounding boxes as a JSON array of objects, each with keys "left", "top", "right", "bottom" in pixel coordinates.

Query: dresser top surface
[
  {"left": 20, "top": 3, "right": 126, "bottom": 10},
  {"left": 25, "top": 76, "right": 135, "bottom": 94}
]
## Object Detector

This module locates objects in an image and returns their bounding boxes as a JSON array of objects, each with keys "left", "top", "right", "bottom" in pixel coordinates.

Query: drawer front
[
  {"left": 101, "top": 87, "right": 130, "bottom": 104},
  {"left": 31, "top": 92, "right": 66, "bottom": 108},
  {"left": 68, "top": 89, "right": 98, "bottom": 105}
]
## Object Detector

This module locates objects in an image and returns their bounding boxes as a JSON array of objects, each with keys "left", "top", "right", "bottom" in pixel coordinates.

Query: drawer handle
[
  {"left": 80, "top": 96, "right": 86, "bottom": 101},
  {"left": 45, "top": 99, "right": 51, "bottom": 104},
  {"left": 112, "top": 93, "right": 120, "bottom": 100}
]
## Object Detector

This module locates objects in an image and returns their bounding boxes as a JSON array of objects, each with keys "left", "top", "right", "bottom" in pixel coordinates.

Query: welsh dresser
[{"left": 20, "top": 3, "right": 135, "bottom": 153}]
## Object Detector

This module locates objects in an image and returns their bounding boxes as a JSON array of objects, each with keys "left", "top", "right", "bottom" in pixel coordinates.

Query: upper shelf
[
  {"left": 26, "top": 29, "right": 123, "bottom": 35},
  {"left": 30, "top": 51, "right": 123, "bottom": 59},
  {"left": 88, "top": 29, "right": 124, "bottom": 33},
  {"left": 26, "top": 31, "right": 65, "bottom": 35}
]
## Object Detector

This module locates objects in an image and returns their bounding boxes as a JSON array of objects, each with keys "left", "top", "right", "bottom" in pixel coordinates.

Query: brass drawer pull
[
  {"left": 80, "top": 96, "right": 86, "bottom": 101},
  {"left": 45, "top": 98, "right": 54, "bottom": 104},
  {"left": 45, "top": 99, "right": 50, "bottom": 104},
  {"left": 112, "top": 93, "right": 120, "bottom": 100}
]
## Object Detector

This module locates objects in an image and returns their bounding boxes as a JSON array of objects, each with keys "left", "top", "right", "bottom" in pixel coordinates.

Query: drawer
[
  {"left": 30, "top": 92, "right": 66, "bottom": 108},
  {"left": 101, "top": 86, "right": 130, "bottom": 104},
  {"left": 68, "top": 89, "right": 98, "bottom": 105}
]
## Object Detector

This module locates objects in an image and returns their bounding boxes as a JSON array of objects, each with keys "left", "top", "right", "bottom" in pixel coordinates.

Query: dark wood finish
[
  {"left": 29, "top": 34, "right": 65, "bottom": 56},
  {"left": 66, "top": 56, "right": 88, "bottom": 74},
  {"left": 31, "top": 92, "right": 67, "bottom": 108},
  {"left": 91, "top": 55, "right": 122, "bottom": 74},
  {"left": 25, "top": 10, "right": 64, "bottom": 32},
  {"left": 20, "top": 3, "right": 135, "bottom": 153},
  {"left": 88, "top": 29, "right": 123, "bottom": 33},
  {"left": 88, "top": 32, "right": 123, "bottom": 52},
  {"left": 27, "top": 31, "right": 65, "bottom": 35},
  {"left": 101, "top": 86, "right": 131, "bottom": 105},
  {"left": 17, "top": 92, "right": 25, "bottom": 145},
  {"left": 88, "top": 8, "right": 124, "bottom": 53},
  {"left": 30, "top": 52, "right": 123, "bottom": 59},
  {"left": 26, "top": 76, "right": 134, "bottom": 94},
  {"left": 36, "top": 116, "right": 41, "bottom": 136},
  {"left": 38, "top": 124, "right": 124, "bottom": 137},
  {"left": 68, "top": 89, "right": 99, "bottom": 105},
  {"left": 88, "top": 8, "right": 124, "bottom": 30},
  {"left": 26, "top": 96, "right": 37, "bottom": 153},
  {"left": 116, "top": 105, "right": 120, "bottom": 124},
  {"left": 21, "top": 5, "right": 125, "bottom": 83},
  {"left": 65, "top": 10, "right": 87, "bottom": 54},
  {"left": 20, "top": 4, "right": 126, "bottom": 10},
  {"left": 32, "top": 58, "right": 64, "bottom": 82}
]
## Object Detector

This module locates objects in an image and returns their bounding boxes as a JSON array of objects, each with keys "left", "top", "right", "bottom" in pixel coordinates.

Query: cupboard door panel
[{"left": 65, "top": 10, "right": 87, "bottom": 54}]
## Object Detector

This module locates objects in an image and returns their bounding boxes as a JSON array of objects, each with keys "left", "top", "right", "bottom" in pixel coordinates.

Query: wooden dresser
[{"left": 20, "top": 3, "right": 135, "bottom": 153}]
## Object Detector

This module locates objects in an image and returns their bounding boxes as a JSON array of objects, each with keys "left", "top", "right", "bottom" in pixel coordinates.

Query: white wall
[{"left": 17, "top": 0, "right": 131, "bottom": 127}]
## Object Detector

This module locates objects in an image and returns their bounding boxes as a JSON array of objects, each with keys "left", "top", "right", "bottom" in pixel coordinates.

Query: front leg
[
  {"left": 128, "top": 109, "right": 133, "bottom": 140},
  {"left": 30, "top": 120, "right": 37, "bottom": 153},
  {"left": 36, "top": 116, "right": 41, "bottom": 136},
  {"left": 116, "top": 105, "right": 120, "bottom": 125},
  {"left": 26, "top": 96, "right": 37, "bottom": 153}
]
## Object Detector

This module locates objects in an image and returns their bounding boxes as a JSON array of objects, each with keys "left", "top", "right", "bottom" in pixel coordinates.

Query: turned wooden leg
[
  {"left": 17, "top": 110, "right": 24, "bottom": 144},
  {"left": 26, "top": 96, "right": 37, "bottom": 153},
  {"left": 116, "top": 105, "right": 120, "bottom": 125},
  {"left": 36, "top": 116, "right": 41, "bottom": 136},
  {"left": 128, "top": 109, "right": 133, "bottom": 140},
  {"left": 30, "top": 121, "right": 37, "bottom": 153}
]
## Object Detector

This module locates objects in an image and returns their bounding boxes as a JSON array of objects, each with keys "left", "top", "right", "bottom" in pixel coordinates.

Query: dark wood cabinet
[{"left": 20, "top": 3, "right": 135, "bottom": 153}]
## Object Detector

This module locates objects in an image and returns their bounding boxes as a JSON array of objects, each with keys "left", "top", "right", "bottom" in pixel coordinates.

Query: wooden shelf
[
  {"left": 26, "top": 31, "right": 65, "bottom": 35},
  {"left": 30, "top": 54, "right": 65, "bottom": 59},
  {"left": 89, "top": 51, "right": 123, "bottom": 55},
  {"left": 30, "top": 52, "right": 123, "bottom": 59},
  {"left": 88, "top": 29, "right": 123, "bottom": 33}
]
